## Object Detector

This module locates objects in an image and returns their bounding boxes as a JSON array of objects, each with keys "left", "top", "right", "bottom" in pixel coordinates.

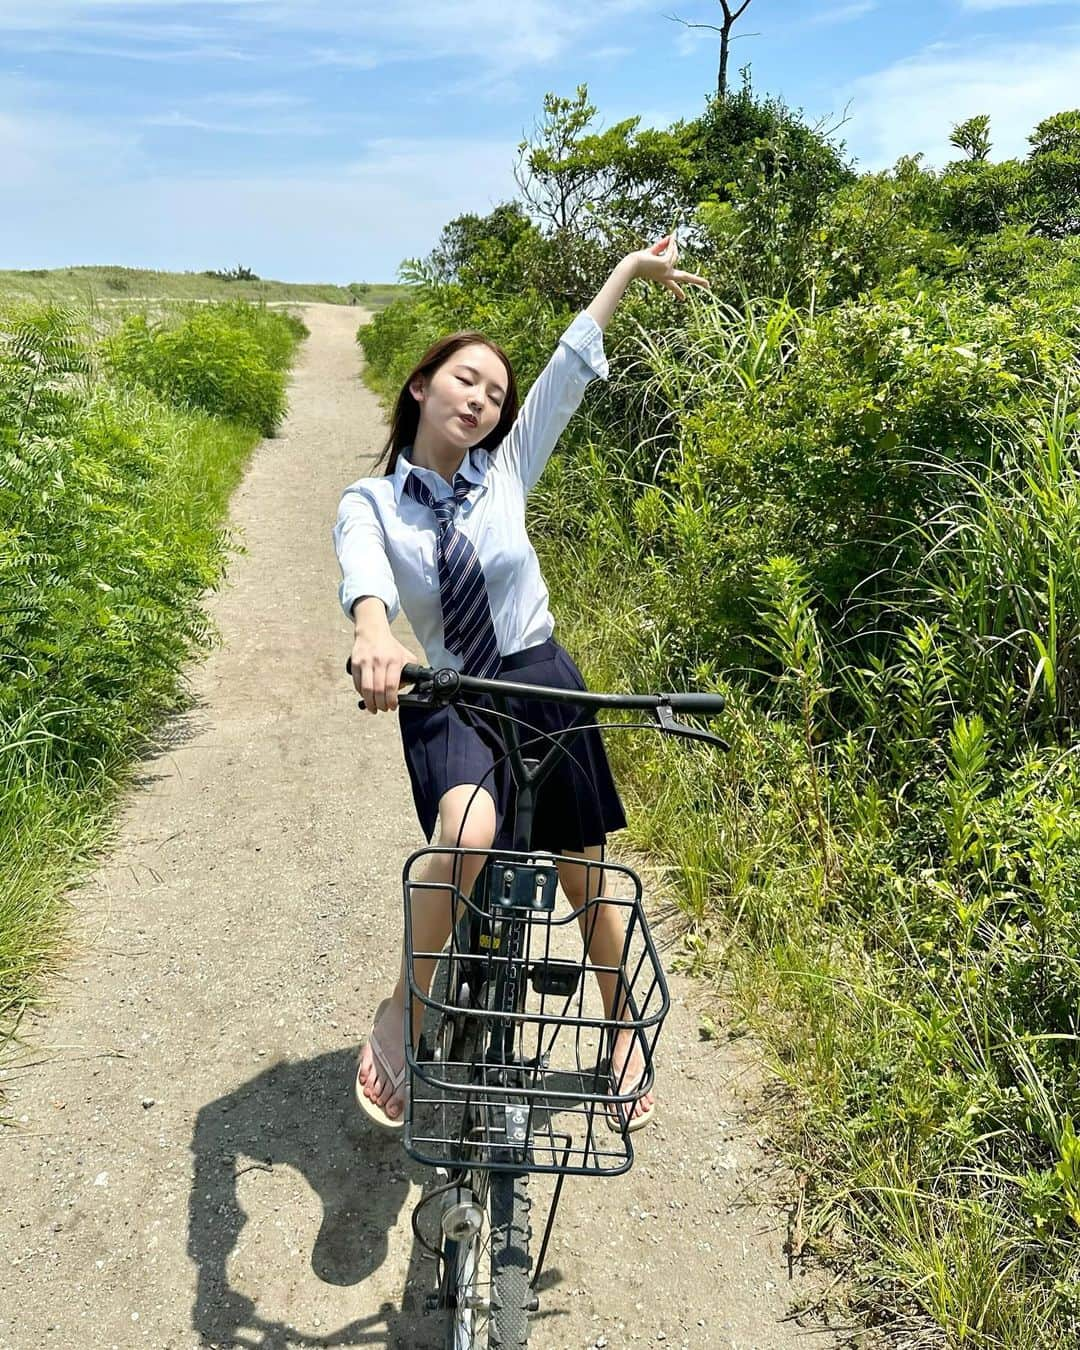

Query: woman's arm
[
  {"left": 332, "top": 489, "right": 416, "bottom": 714},
  {"left": 495, "top": 237, "right": 708, "bottom": 494},
  {"left": 585, "top": 235, "right": 710, "bottom": 331},
  {"left": 491, "top": 314, "right": 606, "bottom": 494}
]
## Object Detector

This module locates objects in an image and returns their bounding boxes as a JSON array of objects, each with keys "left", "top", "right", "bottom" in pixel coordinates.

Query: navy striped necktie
[{"left": 404, "top": 469, "right": 501, "bottom": 679}]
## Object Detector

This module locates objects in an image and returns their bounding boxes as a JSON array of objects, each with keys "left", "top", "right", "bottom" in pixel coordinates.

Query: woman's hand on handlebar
[{"left": 348, "top": 630, "right": 417, "bottom": 714}]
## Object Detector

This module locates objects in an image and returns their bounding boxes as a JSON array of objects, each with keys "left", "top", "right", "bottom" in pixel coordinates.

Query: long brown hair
[{"left": 373, "top": 331, "right": 519, "bottom": 476}]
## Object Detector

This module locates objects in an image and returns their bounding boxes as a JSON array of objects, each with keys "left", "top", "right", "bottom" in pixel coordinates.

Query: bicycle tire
[
  {"left": 440, "top": 875, "right": 533, "bottom": 1347},
  {"left": 443, "top": 1219, "right": 479, "bottom": 1350},
  {"left": 443, "top": 1169, "right": 531, "bottom": 1349},
  {"left": 437, "top": 908, "right": 485, "bottom": 1350},
  {"left": 488, "top": 1169, "right": 532, "bottom": 1347},
  {"left": 475, "top": 855, "right": 532, "bottom": 1347}
]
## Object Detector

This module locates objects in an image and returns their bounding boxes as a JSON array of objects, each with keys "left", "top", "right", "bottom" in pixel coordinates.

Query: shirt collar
[{"left": 393, "top": 444, "right": 489, "bottom": 505}]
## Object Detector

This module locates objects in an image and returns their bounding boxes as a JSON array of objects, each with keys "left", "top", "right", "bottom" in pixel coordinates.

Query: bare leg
[
  {"left": 358, "top": 784, "right": 496, "bottom": 1119},
  {"left": 557, "top": 846, "right": 656, "bottom": 1125}
]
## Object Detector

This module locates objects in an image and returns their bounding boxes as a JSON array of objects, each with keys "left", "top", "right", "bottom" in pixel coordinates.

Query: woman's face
[{"left": 410, "top": 342, "right": 507, "bottom": 449}]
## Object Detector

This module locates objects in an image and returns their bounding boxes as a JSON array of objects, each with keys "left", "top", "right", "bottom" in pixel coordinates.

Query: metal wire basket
[{"left": 401, "top": 846, "right": 670, "bottom": 1177}]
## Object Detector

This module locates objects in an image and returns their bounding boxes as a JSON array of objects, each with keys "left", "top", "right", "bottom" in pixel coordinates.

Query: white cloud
[
  {"left": 808, "top": 1, "right": 878, "bottom": 24},
  {"left": 0, "top": 0, "right": 655, "bottom": 73},
  {"left": 843, "top": 30, "right": 1080, "bottom": 169},
  {"left": 202, "top": 91, "right": 308, "bottom": 109},
  {"left": 0, "top": 0, "right": 267, "bottom": 20},
  {"left": 10, "top": 40, "right": 257, "bottom": 62},
  {"left": 14, "top": 16, "right": 218, "bottom": 41},
  {"left": 307, "top": 48, "right": 381, "bottom": 70},
  {"left": 135, "top": 90, "right": 361, "bottom": 139},
  {"left": 140, "top": 110, "right": 324, "bottom": 136}
]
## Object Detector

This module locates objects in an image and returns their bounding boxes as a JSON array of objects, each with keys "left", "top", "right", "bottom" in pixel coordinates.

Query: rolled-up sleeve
[
  {"left": 560, "top": 310, "right": 609, "bottom": 382},
  {"left": 332, "top": 485, "right": 400, "bottom": 623},
  {"left": 497, "top": 311, "right": 608, "bottom": 495}
]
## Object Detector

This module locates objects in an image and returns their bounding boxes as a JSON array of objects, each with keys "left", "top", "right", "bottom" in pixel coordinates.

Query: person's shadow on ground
[{"left": 188, "top": 1047, "right": 444, "bottom": 1349}]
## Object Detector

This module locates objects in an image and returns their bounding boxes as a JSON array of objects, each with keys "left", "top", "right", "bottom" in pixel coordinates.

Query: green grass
[
  {"left": 528, "top": 471, "right": 1080, "bottom": 1345},
  {"left": 0, "top": 264, "right": 410, "bottom": 310},
  {"left": 505, "top": 304, "right": 1080, "bottom": 1346},
  {"left": 532, "top": 547, "right": 1080, "bottom": 1347},
  {"left": 0, "top": 300, "right": 305, "bottom": 1100}
]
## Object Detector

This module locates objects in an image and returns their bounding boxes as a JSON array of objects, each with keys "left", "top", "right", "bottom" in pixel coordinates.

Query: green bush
[{"left": 103, "top": 300, "right": 304, "bottom": 433}]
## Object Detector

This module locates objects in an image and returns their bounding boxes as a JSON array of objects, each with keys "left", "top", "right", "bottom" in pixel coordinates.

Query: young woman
[{"left": 333, "top": 234, "right": 709, "bottom": 1133}]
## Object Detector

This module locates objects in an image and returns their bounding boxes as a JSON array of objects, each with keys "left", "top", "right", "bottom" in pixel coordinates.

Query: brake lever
[
  {"left": 655, "top": 702, "right": 729, "bottom": 751},
  {"left": 351, "top": 691, "right": 436, "bottom": 711},
  {"left": 394, "top": 690, "right": 435, "bottom": 710}
]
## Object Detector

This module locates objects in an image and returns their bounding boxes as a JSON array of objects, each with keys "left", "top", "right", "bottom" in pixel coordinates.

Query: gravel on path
[{"left": 0, "top": 303, "right": 834, "bottom": 1350}]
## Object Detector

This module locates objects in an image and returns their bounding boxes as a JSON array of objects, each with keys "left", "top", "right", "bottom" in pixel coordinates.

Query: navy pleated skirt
[{"left": 398, "top": 637, "right": 628, "bottom": 852}]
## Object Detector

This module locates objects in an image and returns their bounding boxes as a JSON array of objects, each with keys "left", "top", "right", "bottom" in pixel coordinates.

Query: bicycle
[{"left": 347, "top": 656, "right": 726, "bottom": 1347}]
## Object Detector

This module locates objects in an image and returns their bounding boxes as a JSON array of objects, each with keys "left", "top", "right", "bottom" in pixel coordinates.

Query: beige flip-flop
[
  {"left": 355, "top": 998, "right": 408, "bottom": 1133},
  {"left": 606, "top": 1076, "right": 656, "bottom": 1134},
  {"left": 605, "top": 1035, "right": 657, "bottom": 1134}
]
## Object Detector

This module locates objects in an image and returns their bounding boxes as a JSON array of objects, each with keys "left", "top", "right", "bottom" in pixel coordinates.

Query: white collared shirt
[{"left": 332, "top": 310, "right": 608, "bottom": 671}]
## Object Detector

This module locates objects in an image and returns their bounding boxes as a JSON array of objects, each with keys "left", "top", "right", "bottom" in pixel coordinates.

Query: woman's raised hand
[{"left": 628, "top": 234, "right": 709, "bottom": 301}]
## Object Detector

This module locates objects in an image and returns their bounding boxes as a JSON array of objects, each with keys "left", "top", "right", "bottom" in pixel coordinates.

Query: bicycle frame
[
  {"left": 401, "top": 689, "right": 671, "bottom": 1311},
  {"left": 455, "top": 691, "right": 587, "bottom": 1095}
]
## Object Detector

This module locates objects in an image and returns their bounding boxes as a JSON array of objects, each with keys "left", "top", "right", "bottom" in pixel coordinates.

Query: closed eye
[
  {"left": 456, "top": 374, "right": 502, "bottom": 407},
  {"left": 455, "top": 365, "right": 505, "bottom": 405}
]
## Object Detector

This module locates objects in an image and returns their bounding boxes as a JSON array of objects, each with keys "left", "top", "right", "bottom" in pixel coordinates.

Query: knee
[
  {"left": 435, "top": 819, "right": 493, "bottom": 898},
  {"left": 437, "top": 784, "right": 497, "bottom": 854},
  {"left": 438, "top": 817, "right": 495, "bottom": 853}
]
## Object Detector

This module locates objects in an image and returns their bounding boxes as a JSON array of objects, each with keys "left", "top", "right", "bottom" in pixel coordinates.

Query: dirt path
[{"left": 0, "top": 304, "right": 833, "bottom": 1350}]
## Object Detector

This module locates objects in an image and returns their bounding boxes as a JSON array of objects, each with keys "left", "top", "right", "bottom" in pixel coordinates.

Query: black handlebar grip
[
  {"left": 663, "top": 692, "right": 726, "bottom": 714},
  {"left": 345, "top": 657, "right": 432, "bottom": 682}
]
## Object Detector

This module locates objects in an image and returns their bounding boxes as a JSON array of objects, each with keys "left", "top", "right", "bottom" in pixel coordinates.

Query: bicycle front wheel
[{"left": 444, "top": 1169, "right": 532, "bottom": 1349}]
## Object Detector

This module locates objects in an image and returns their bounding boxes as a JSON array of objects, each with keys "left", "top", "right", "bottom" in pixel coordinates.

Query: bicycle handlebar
[
  {"left": 403, "top": 661, "right": 725, "bottom": 714},
  {"left": 345, "top": 657, "right": 727, "bottom": 750}
]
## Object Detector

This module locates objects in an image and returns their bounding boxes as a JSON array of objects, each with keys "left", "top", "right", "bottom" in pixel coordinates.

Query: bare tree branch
[
  {"left": 813, "top": 100, "right": 854, "bottom": 145},
  {"left": 666, "top": 16, "right": 758, "bottom": 39},
  {"left": 666, "top": 15, "right": 723, "bottom": 34},
  {"left": 666, "top": 0, "right": 758, "bottom": 98}
]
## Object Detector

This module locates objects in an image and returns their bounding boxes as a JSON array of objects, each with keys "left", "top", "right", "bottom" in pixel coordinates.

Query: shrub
[
  {"left": 204, "top": 264, "right": 260, "bottom": 282},
  {"left": 103, "top": 301, "right": 303, "bottom": 433}
]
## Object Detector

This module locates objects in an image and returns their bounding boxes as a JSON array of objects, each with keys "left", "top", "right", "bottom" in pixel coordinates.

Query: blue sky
[{"left": 2, "top": 0, "right": 1080, "bottom": 283}]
